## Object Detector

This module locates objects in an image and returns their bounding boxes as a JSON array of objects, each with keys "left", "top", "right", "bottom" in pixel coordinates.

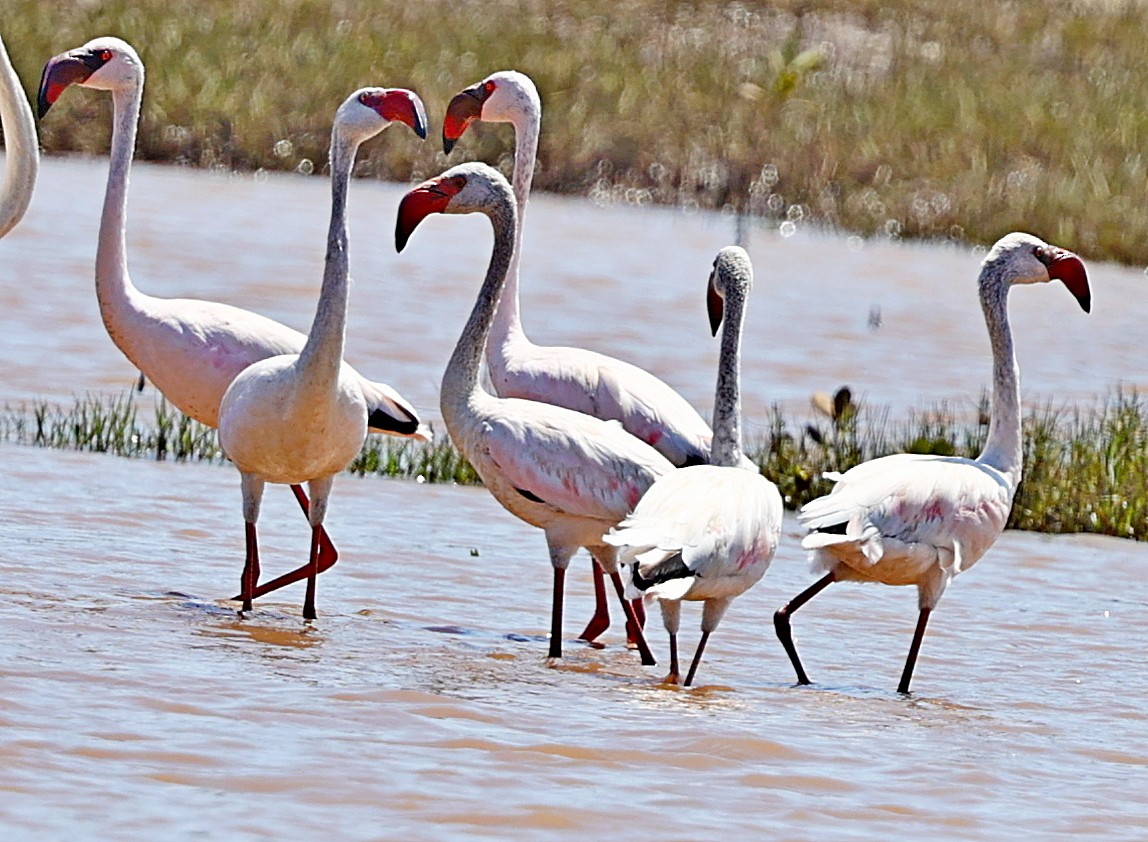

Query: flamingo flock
[{"left": 4, "top": 34, "right": 1095, "bottom": 693}]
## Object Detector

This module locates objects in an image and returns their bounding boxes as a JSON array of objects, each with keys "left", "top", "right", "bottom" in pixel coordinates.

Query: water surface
[{"left": 1, "top": 158, "right": 1146, "bottom": 838}]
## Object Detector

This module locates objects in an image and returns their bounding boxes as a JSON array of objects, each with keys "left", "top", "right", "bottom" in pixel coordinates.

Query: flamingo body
[
  {"left": 776, "top": 232, "right": 1092, "bottom": 693},
  {"left": 37, "top": 37, "right": 426, "bottom": 439},
  {"left": 443, "top": 71, "right": 712, "bottom": 465},
  {"left": 606, "top": 246, "right": 782, "bottom": 685},
  {"left": 800, "top": 454, "right": 1011, "bottom": 598},
  {"left": 396, "top": 162, "right": 669, "bottom": 664},
  {"left": 219, "top": 355, "right": 367, "bottom": 486}
]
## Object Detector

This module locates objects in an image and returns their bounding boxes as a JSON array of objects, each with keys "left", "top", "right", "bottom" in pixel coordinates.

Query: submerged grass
[
  {"left": 5, "top": 390, "right": 1148, "bottom": 541},
  {"left": 8, "top": 0, "right": 1148, "bottom": 263}
]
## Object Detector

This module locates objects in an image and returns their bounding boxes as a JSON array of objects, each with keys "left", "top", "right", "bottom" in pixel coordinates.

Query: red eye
[
  {"left": 101, "top": 50, "right": 113, "bottom": 61},
  {"left": 483, "top": 80, "right": 496, "bottom": 95}
]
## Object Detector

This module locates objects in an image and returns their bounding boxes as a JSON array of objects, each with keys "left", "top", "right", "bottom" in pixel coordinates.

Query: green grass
[
  {"left": 8, "top": 0, "right": 1148, "bottom": 263},
  {"left": 6, "top": 390, "right": 1148, "bottom": 541}
]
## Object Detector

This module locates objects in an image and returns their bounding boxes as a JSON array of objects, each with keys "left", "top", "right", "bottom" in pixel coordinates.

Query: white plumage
[
  {"left": 219, "top": 87, "right": 428, "bottom": 619},
  {"left": 443, "top": 71, "right": 716, "bottom": 645},
  {"left": 775, "top": 232, "right": 1092, "bottom": 694},
  {"left": 37, "top": 38, "right": 428, "bottom": 601},
  {"left": 396, "top": 162, "right": 669, "bottom": 665},
  {"left": 606, "top": 246, "right": 783, "bottom": 686}
]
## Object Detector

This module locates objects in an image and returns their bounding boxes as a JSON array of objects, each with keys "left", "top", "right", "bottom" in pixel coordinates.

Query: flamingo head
[
  {"left": 395, "top": 162, "right": 512, "bottom": 251},
  {"left": 337, "top": 87, "right": 428, "bottom": 142},
  {"left": 983, "top": 232, "right": 1091, "bottom": 313},
  {"left": 442, "top": 79, "right": 495, "bottom": 154},
  {"left": 395, "top": 173, "right": 467, "bottom": 252},
  {"left": 707, "top": 246, "right": 753, "bottom": 335},
  {"left": 38, "top": 36, "right": 142, "bottom": 118},
  {"left": 442, "top": 71, "right": 537, "bottom": 154}
]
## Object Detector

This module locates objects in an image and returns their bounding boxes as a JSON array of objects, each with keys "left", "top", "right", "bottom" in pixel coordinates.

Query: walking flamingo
[
  {"left": 605, "top": 246, "right": 783, "bottom": 686},
  {"left": 774, "top": 232, "right": 1091, "bottom": 694},
  {"left": 444, "top": 70, "right": 721, "bottom": 642},
  {"left": 396, "top": 162, "right": 670, "bottom": 665},
  {"left": 38, "top": 37, "right": 428, "bottom": 600},
  {"left": 219, "top": 86, "right": 427, "bottom": 619}
]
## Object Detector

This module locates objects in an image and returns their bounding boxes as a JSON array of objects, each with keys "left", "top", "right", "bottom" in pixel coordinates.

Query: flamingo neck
[
  {"left": 489, "top": 101, "right": 539, "bottom": 358},
  {"left": 296, "top": 128, "right": 356, "bottom": 390},
  {"left": 976, "top": 273, "right": 1021, "bottom": 484},
  {"left": 95, "top": 82, "right": 146, "bottom": 333},
  {"left": 0, "top": 38, "right": 37, "bottom": 239},
  {"left": 441, "top": 194, "right": 517, "bottom": 420},
  {"left": 710, "top": 285, "right": 747, "bottom": 468}
]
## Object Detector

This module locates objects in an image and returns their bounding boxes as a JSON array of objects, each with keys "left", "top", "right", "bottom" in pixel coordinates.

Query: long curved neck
[
  {"left": 96, "top": 80, "right": 145, "bottom": 327},
  {"left": 297, "top": 127, "right": 356, "bottom": 388},
  {"left": 442, "top": 196, "right": 517, "bottom": 417},
  {"left": 0, "top": 38, "right": 37, "bottom": 239},
  {"left": 710, "top": 286, "right": 747, "bottom": 468},
  {"left": 976, "top": 274, "right": 1021, "bottom": 485},
  {"left": 489, "top": 103, "right": 539, "bottom": 350}
]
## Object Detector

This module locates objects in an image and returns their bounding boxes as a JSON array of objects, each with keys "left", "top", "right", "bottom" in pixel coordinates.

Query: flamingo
[
  {"left": 219, "top": 86, "right": 428, "bottom": 620},
  {"left": 0, "top": 33, "right": 39, "bottom": 238},
  {"left": 396, "top": 161, "right": 670, "bottom": 665},
  {"left": 38, "top": 37, "right": 428, "bottom": 600},
  {"left": 604, "top": 246, "right": 783, "bottom": 686},
  {"left": 774, "top": 232, "right": 1091, "bottom": 694},
  {"left": 443, "top": 70, "right": 719, "bottom": 643}
]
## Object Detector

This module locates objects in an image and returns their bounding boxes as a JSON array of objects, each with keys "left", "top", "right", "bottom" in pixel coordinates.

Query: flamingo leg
[
  {"left": 624, "top": 594, "right": 646, "bottom": 648},
  {"left": 608, "top": 572, "right": 657, "bottom": 666},
  {"left": 664, "top": 631, "right": 680, "bottom": 685},
  {"left": 549, "top": 566, "right": 566, "bottom": 658},
  {"left": 773, "top": 572, "right": 835, "bottom": 685},
  {"left": 683, "top": 630, "right": 712, "bottom": 687},
  {"left": 576, "top": 560, "right": 611, "bottom": 643},
  {"left": 239, "top": 521, "right": 260, "bottom": 613},
  {"left": 302, "top": 525, "right": 322, "bottom": 621},
  {"left": 229, "top": 484, "right": 338, "bottom": 601},
  {"left": 897, "top": 606, "right": 933, "bottom": 695}
]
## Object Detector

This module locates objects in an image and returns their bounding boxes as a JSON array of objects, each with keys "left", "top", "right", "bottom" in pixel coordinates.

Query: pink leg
[
  {"left": 240, "top": 521, "right": 260, "bottom": 613},
  {"left": 626, "top": 596, "right": 646, "bottom": 646},
  {"left": 302, "top": 525, "right": 321, "bottom": 621},
  {"left": 230, "top": 484, "right": 338, "bottom": 601},
  {"left": 608, "top": 572, "right": 657, "bottom": 666},
  {"left": 577, "top": 560, "right": 611, "bottom": 642},
  {"left": 549, "top": 567, "right": 566, "bottom": 659}
]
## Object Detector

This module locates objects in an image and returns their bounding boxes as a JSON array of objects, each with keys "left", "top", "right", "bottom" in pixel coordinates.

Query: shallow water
[
  {"left": 2, "top": 158, "right": 1148, "bottom": 838},
  {"left": 3, "top": 444, "right": 1147, "bottom": 839}
]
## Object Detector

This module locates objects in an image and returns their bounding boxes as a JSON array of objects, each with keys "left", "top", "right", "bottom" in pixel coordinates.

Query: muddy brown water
[{"left": 1, "top": 158, "right": 1146, "bottom": 838}]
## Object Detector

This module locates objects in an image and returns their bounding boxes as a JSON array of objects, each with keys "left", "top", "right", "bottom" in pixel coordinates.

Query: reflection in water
[{"left": 1, "top": 160, "right": 1147, "bottom": 837}]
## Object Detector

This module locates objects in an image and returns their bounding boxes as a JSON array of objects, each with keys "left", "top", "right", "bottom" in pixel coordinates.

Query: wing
[
  {"left": 356, "top": 377, "right": 430, "bottom": 440},
  {"left": 481, "top": 400, "right": 673, "bottom": 522},
  {"left": 800, "top": 453, "right": 1013, "bottom": 573},
  {"left": 496, "top": 342, "right": 712, "bottom": 466},
  {"left": 606, "top": 465, "right": 783, "bottom": 586}
]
